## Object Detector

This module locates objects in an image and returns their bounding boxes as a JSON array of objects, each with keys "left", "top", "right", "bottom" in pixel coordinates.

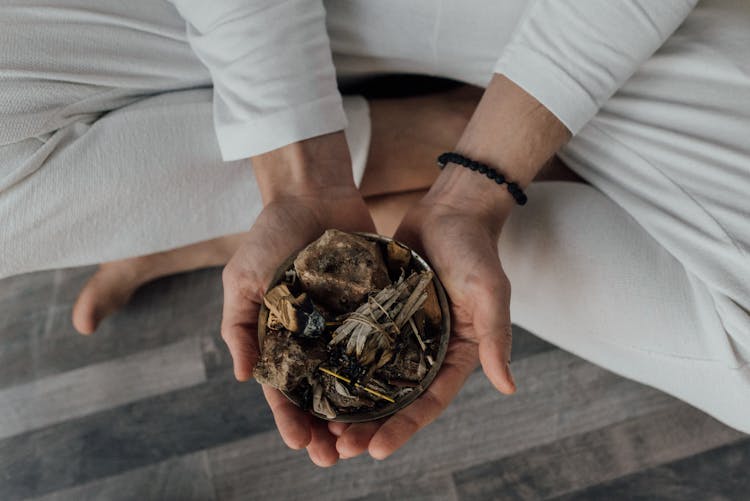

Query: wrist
[
  {"left": 251, "top": 131, "right": 357, "bottom": 205},
  {"left": 422, "top": 163, "right": 516, "bottom": 232},
  {"left": 421, "top": 74, "right": 571, "bottom": 229}
]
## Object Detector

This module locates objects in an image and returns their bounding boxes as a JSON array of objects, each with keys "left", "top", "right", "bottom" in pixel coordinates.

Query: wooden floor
[{"left": 1, "top": 266, "right": 747, "bottom": 500}]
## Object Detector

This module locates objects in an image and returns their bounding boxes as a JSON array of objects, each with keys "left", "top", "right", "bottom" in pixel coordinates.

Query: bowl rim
[{"left": 256, "top": 231, "right": 451, "bottom": 423}]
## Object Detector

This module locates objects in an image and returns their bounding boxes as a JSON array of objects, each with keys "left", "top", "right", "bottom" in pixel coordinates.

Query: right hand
[
  {"left": 220, "top": 133, "right": 376, "bottom": 467},
  {"left": 331, "top": 164, "right": 518, "bottom": 461}
]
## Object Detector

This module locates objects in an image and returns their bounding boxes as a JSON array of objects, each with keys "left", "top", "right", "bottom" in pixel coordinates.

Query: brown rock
[
  {"left": 293, "top": 229, "right": 390, "bottom": 313},
  {"left": 253, "top": 330, "right": 326, "bottom": 391}
]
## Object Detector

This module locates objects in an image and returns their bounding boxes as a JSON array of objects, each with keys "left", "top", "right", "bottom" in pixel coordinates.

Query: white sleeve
[
  {"left": 494, "top": 0, "right": 698, "bottom": 134},
  {"left": 169, "top": 0, "right": 346, "bottom": 161}
]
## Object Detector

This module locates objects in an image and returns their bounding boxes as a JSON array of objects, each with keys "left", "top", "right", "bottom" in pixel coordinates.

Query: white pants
[{"left": 1, "top": 0, "right": 749, "bottom": 433}]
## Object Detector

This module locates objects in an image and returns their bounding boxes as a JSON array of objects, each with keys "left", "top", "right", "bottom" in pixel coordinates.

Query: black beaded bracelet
[{"left": 437, "top": 152, "right": 528, "bottom": 206}]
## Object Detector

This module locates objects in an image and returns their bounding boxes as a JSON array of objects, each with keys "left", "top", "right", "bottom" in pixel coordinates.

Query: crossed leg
[{"left": 70, "top": 83, "right": 584, "bottom": 334}]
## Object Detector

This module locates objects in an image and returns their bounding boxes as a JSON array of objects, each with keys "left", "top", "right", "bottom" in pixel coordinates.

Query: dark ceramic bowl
[{"left": 257, "top": 232, "right": 451, "bottom": 423}]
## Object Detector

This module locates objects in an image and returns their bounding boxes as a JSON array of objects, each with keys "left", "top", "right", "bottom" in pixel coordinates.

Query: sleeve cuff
[
  {"left": 215, "top": 93, "right": 348, "bottom": 161},
  {"left": 494, "top": 43, "right": 600, "bottom": 135}
]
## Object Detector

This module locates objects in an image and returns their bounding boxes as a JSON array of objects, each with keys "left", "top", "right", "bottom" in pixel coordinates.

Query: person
[{"left": 1, "top": 0, "right": 749, "bottom": 467}]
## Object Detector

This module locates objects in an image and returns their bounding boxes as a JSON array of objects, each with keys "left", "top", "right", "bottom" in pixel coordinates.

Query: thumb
[{"left": 475, "top": 274, "right": 516, "bottom": 395}]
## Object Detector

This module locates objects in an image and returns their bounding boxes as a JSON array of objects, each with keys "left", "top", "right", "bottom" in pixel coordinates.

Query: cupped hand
[
  {"left": 221, "top": 184, "right": 375, "bottom": 467},
  {"left": 331, "top": 197, "right": 517, "bottom": 460}
]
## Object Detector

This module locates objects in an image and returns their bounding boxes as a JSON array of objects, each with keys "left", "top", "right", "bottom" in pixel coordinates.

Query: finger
[
  {"left": 368, "top": 344, "right": 478, "bottom": 460},
  {"left": 327, "top": 421, "right": 350, "bottom": 438},
  {"left": 221, "top": 324, "right": 258, "bottom": 381},
  {"left": 475, "top": 278, "right": 516, "bottom": 395},
  {"left": 336, "top": 420, "right": 384, "bottom": 458},
  {"left": 221, "top": 268, "right": 261, "bottom": 381},
  {"left": 478, "top": 325, "right": 516, "bottom": 394},
  {"left": 306, "top": 419, "right": 339, "bottom": 467},
  {"left": 262, "top": 385, "right": 313, "bottom": 450}
]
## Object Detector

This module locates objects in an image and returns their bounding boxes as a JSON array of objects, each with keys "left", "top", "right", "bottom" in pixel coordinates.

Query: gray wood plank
[
  {"left": 0, "top": 374, "right": 272, "bottom": 499},
  {"left": 452, "top": 403, "right": 744, "bottom": 500},
  {"left": 31, "top": 452, "right": 216, "bottom": 501},
  {"left": 0, "top": 337, "right": 206, "bottom": 439},
  {"left": 348, "top": 475, "right": 459, "bottom": 501},
  {"left": 0, "top": 267, "right": 223, "bottom": 390},
  {"left": 0, "top": 270, "right": 60, "bottom": 390},
  {"left": 0, "top": 269, "right": 59, "bottom": 341},
  {"left": 207, "top": 349, "right": 678, "bottom": 501},
  {"left": 553, "top": 438, "right": 750, "bottom": 500}
]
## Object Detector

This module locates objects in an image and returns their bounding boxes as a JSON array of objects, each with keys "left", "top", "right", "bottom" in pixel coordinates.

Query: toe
[
  {"left": 72, "top": 277, "right": 104, "bottom": 335},
  {"left": 72, "top": 265, "right": 136, "bottom": 335}
]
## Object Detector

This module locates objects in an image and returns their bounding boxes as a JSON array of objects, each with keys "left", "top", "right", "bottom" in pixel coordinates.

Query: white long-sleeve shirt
[
  {"left": 169, "top": 0, "right": 346, "bottom": 161},
  {"left": 170, "top": 0, "right": 698, "bottom": 162}
]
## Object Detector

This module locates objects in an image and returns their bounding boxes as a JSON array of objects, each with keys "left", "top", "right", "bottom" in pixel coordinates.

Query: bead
[{"left": 436, "top": 152, "right": 527, "bottom": 207}]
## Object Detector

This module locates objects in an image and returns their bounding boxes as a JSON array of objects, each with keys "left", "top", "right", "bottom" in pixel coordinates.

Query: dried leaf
[
  {"left": 386, "top": 240, "right": 411, "bottom": 275},
  {"left": 376, "top": 350, "right": 394, "bottom": 369},
  {"left": 330, "top": 271, "right": 433, "bottom": 367},
  {"left": 264, "top": 284, "right": 300, "bottom": 332},
  {"left": 334, "top": 380, "right": 354, "bottom": 398},
  {"left": 312, "top": 382, "right": 336, "bottom": 419},
  {"left": 263, "top": 284, "right": 325, "bottom": 338},
  {"left": 267, "top": 311, "right": 283, "bottom": 330},
  {"left": 422, "top": 280, "right": 442, "bottom": 327}
]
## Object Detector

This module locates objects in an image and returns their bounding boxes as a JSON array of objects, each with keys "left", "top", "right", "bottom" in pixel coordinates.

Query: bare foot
[{"left": 72, "top": 235, "right": 244, "bottom": 334}]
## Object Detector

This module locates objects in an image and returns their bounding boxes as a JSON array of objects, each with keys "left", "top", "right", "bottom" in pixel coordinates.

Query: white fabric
[
  {"left": 495, "top": 0, "right": 698, "bottom": 134},
  {"left": 168, "top": 0, "right": 347, "bottom": 160},
  {"left": 171, "top": 0, "right": 698, "bottom": 156},
  {"left": 0, "top": 0, "right": 749, "bottom": 432}
]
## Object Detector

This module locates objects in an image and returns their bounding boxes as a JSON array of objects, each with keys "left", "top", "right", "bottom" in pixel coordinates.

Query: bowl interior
[{"left": 257, "top": 232, "right": 451, "bottom": 423}]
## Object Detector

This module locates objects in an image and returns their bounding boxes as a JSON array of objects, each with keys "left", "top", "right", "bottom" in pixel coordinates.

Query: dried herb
[{"left": 254, "top": 230, "right": 445, "bottom": 420}]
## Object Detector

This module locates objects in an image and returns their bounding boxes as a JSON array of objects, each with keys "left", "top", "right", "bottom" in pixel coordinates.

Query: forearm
[
  {"left": 424, "top": 74, "right": 571, "bottom": 226},
  {"left": 252, "top": 131, "right": 356, "bottom": 205}
]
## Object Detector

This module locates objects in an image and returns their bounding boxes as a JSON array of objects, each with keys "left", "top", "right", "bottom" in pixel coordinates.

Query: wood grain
[
  {"left": 207, "top": 349, "right": 679, "bottom": 501},
  {"left": 0, "top": 337, "right": 206, "bottom": 439},
  {"left": 31, "top": 452, "right": 216, "bottom": 501},
  {"left": 1, "top": 267, "right": 746, "bottom": 500},
  {"left": 453, "top": 403, "right": 744, "bottom": 500}
]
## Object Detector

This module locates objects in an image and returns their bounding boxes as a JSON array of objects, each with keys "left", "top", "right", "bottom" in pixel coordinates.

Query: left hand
[
  {"left": 329, "top": 73, "right": 570, "bottom": 460},
  {"left": 330, "top": 188, "right": 517, "bottom": 460}
]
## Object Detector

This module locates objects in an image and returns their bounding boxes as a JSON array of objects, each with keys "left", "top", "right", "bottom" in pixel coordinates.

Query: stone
[
  {"left": 293, "top": 229, "right": 390, "bottom": 314},
  {"left": 252, "top": 330, "right": 326, "bottom": 391}
]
